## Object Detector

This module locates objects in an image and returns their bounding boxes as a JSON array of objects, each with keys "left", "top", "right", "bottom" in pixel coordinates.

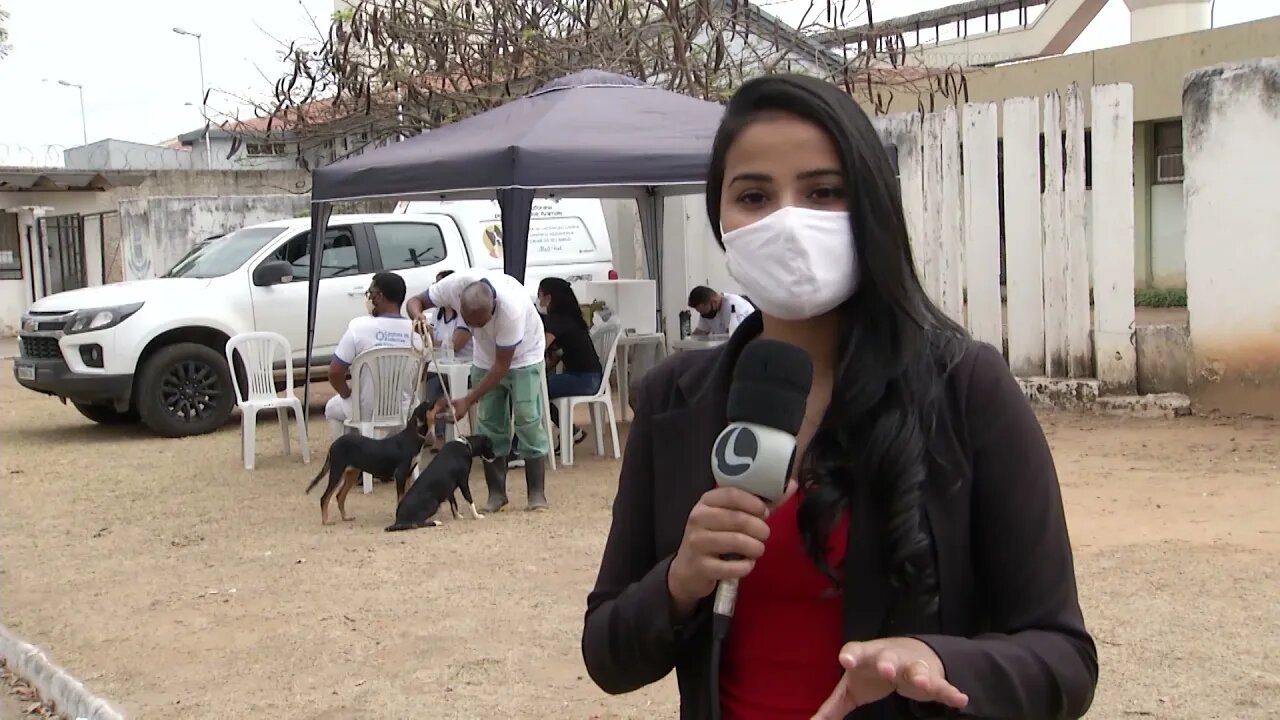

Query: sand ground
[{"left": 1, "top": 365, "right": 1277, "bottom": 719}]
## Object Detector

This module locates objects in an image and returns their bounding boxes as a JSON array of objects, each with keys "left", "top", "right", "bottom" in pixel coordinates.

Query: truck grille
[
  {"left": 19, "top": 336, "right": 61, "bottom": 360},
  {"left": 26, "top": 312, "right": 71, "bottom": 333}
]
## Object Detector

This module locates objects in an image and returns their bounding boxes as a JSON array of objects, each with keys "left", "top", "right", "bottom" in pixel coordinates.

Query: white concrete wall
[
  {"left": 1124, "top": 0, "right": 1212, "bottom": 43},
  {"left": 0, "top": 283, "right": 26, "bottom": 335},
  {"left": 1090, "top": 83, "right": 1138, "bottom": 393},
  {"left": 0, "top": 209, "right": 35, "bottom": 336},
  {"left": 1183, "top": 58, "right": 1280, "bottom": 415},
  {"left": 599, "top": 198, "right": 642, "bottom": 281},
  {"left": 118, "top": 195, "right": 310, "bottom": 281},
  {"left": 0, "top": 171, "right": 315, "bottom": 335},
  {"left": 1149, "top": 183, "right": 1186, "bottom": 288},
  {"left": 0, "top": 192, "right": 115, "bottom": 215},
  {"left": 0, "top": 208, "right": 56, "bottom": 336},
  {"left": 64, "top": 140, "right": 195, "bottom": 171},
  {"left": 660, "top": 194, "right": 744, "bottom": 344},
  {"left": 658, "top": 84, "right": 1138, "bottom": 388}
]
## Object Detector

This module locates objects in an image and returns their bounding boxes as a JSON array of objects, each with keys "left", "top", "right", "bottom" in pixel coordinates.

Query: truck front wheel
[{"left": 135, "top": 342, "right": 235, "bottom": 438}]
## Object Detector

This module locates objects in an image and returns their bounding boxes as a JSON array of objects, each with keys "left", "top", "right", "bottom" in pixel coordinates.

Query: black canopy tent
[{"left": 302, "top": 70, "right": 727, "bottom": 413}]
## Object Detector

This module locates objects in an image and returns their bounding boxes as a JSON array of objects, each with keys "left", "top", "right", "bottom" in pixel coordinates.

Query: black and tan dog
[
  {"left": 385, "top": 434, "right": 495, "bottom": 532},
  {"left": 305, "top": 401, "right": 432, "bottom": 525},
  {"left": 422, "top": 394, "right": 449, "bottom": 452}
]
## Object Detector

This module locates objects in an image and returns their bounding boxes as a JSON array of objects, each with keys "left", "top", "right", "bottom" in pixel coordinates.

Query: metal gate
[
  {"left": 83, "top": 211, "right": 122, "bottom": 284},
  {"left": 37, "top": 213, "right": 87, "bottom": 295}
]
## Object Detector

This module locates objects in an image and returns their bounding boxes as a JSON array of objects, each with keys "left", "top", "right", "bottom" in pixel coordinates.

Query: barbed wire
[{"left": 0, "top": 142, "right": 309, "bottom": 172}]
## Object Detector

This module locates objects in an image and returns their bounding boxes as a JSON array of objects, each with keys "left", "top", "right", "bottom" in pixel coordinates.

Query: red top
[{"left": 719, "top": 492, "right": 849, "bottom": 719}]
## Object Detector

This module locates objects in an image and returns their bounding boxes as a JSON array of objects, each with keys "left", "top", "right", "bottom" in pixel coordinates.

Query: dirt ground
[{"left": 1, "top": 366, "right": 1278, "bottom": 719}]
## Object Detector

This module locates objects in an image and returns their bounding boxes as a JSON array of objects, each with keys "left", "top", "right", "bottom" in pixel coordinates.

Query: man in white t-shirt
[
  {"left": 688, "top": 285, "right": 755, "bottom": 336},
  {"left": 325, "top": 272, "right": 419, "bottom": 443},
  {"left": 407, "top": 268, "right": 550, "bottom": 513}
]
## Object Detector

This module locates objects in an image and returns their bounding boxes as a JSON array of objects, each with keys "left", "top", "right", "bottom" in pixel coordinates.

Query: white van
[{"left": 396, "top": 197, "right": 617, "bottom": 293}]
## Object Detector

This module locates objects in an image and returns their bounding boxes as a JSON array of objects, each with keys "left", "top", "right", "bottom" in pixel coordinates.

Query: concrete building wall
[
  {"left": 118, "top": 195, "right": 310, "bottom": 281},
  {"left": 181, "top": 136, "right": 299, "bottom": 171},
  {"left": 1183, "top": 58, "right": 1280, "bottom": 415},
  {"left": 914, "top": 16, "right": 1280, "bottom": 126},
  {"left": 661, "top": 194, "right": 739, "bottom": 346},
  {"left": 1124, "top": 0, "right": 1213, "bottom": 43},
  {"left": 64, "top": 140, "right": 195, "bottom": 171},
  {"left": 859, "top": 16, "right": 1280, "bottom": 293},
  {"left": 0, "top": 169, "right": 312, "bottom": 335},
  {"left": 1149, "top": 183, "right": 1186, "bottom": 287}
]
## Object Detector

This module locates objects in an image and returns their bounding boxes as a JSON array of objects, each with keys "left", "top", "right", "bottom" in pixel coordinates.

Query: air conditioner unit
[{"left": 1156, "top": 153, "right": 1184, "bottom": 182}]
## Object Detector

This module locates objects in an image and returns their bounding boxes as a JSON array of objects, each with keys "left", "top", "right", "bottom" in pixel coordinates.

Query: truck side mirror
[{"left": 253, "top": 260, "right": 294, "bottom": 287}]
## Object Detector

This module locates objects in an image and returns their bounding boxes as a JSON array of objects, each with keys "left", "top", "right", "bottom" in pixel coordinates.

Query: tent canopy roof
[{"left": 311, "top": 70, "right": 726, "bottom": 203}]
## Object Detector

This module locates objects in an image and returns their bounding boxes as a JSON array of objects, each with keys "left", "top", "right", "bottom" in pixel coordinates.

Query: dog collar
[{"left": 455, "top": 436, "right": 472, "bottom": 453}]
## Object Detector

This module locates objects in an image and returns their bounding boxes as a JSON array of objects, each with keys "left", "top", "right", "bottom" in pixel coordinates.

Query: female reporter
[{"left": 580, "top": 74, "right": 1097, "bottom": 719}]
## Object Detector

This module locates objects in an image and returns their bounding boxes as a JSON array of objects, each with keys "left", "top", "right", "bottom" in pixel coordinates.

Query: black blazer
[{"left": 581, "top": 314, "right": 1098, "bottom": 719}]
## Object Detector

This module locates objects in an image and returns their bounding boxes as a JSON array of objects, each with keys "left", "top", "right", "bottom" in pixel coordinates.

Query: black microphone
[
  {"left": 709, "top": 339, "right": 813, "bottom": 623},
  {"left": 706, "top": 340, "right": 812, "bottom": 720}
]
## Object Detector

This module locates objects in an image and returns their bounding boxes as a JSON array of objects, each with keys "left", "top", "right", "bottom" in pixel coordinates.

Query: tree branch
[{"left": 241, "top": 0, "right": 966, "bottom": 156}]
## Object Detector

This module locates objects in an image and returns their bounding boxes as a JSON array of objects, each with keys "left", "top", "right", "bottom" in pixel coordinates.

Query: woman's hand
[
  {"left": 811, "top": 637, "right": 968, "bottom": 719},
  {"left": 667, "top": 487, "right": 772, "bottom": 619}
]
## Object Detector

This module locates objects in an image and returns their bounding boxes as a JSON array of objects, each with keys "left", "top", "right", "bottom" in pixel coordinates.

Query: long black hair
[
  {"left": 435, "top": 270, "right": 456, "bottom": 323},
  {"left": 539, "top": 277, "right": 588, "bottom": 331},
  {"left": 706, "top": 74, "right": 968, "bottom": 616}
]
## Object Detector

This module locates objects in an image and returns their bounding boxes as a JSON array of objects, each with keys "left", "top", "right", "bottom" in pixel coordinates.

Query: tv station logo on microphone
[{"left": 714, "top": 426, "right": 759, "bottom": 477}]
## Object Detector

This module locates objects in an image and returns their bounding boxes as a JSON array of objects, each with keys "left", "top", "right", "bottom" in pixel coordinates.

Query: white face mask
[{"left": 721, "top": 206, "right": 859, "bottom": 321}]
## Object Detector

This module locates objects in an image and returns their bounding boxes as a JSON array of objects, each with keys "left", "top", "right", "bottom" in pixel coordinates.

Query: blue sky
[{"left": 0, "top": 0, "right": 1271, "bottom": 165}]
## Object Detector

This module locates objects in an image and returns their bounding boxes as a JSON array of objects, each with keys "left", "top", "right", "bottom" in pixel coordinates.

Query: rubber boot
[
  {"left": 525, "top": 456, "right": 549, "bottom": 511},
  {"left": 481, "top": 457, "right": 509, "bottom": 514}
]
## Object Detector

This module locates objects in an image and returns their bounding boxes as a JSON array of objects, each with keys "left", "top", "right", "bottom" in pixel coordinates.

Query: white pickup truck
[{"left": 14, "top": 201, "right": 614, "bottom": 437}]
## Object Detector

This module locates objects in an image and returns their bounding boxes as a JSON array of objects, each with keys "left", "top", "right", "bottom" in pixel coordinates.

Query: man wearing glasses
[{"left": 324, "top": 272, "right": 419, "bottom": 442}]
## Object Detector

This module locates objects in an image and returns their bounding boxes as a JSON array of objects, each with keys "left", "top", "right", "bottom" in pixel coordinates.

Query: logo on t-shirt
[{"left": 374, "top": 329, "right": 412, "bottom": 346}]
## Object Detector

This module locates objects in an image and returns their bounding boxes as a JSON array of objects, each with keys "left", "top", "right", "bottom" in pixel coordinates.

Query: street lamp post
[
  {"left": 56, "top": 80, "right": 88, "bottom": 146},
  {"left": 173, "top": 27, "right": 212, "bottom": 168}
]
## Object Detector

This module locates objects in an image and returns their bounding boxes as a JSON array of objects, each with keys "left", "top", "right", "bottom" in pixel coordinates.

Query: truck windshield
[{"left": 163, "top": 227, "right": 284, "bottom": 278}]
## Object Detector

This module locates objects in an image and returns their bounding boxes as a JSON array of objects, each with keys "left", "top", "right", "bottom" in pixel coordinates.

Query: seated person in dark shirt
[{"left": 538, "top": 277, "right": 603, "bottom": 447}]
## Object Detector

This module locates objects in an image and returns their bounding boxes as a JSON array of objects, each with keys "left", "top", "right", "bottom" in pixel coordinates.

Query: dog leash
[{"left": 413, "top": 318, "right": 459, "bottom": 420}]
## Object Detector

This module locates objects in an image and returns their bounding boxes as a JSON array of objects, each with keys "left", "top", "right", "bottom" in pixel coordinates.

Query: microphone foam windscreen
[{"left": 725, "top": 339, "right": 814, "bottom": 435}]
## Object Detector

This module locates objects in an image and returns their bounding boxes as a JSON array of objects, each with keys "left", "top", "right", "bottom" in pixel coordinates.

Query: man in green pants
[{"left": 407, "top": 269, "right": 551, "bottom": 511}]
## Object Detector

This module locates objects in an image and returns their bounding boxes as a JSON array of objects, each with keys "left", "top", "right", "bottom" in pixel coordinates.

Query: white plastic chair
[
  {"left": 225, "top": 331, "right": 310, "bottom": 471},
  {"left": 347, "top": 347, "right": 421, "bottom": 494},
  {"left": 539, "top": 363, "right": 558, "bottom": 472},
  {"left": 555, "top": 322, "right": 623, "bottom": 466}
]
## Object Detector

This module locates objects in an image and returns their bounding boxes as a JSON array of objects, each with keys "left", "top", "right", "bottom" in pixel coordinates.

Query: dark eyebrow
[
  {"left": 728, "top": 172, "right": 771, "bottom": 185},
  {"left": 797, "top": 169, "right": 843, "bottom": 180}
]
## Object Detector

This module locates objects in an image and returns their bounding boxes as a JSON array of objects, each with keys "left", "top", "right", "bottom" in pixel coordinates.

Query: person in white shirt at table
[
  {"left": 423, "top": 269, "right": 474, "bottom": 442},
  {"left": 407, "top": 268, "right": 552, "bottom": 512},
  {"left": 324, "top": 272, "right": 421, "bottom": 443},
  {"left": 687, "top": 285, "right": 755, "bottom": 336}
]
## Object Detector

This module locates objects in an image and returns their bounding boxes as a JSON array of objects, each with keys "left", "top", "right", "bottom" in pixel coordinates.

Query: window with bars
[
  {"left": 0, "top": 213, "right": 22, "bottom": 280},
  {"left": 245, "top": 142, "right": 288, "bottom": 157}
]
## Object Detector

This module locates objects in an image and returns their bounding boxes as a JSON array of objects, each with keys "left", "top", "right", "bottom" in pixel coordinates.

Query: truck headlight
[{"left": 65, "top": 303, "right": 144, "bottom": 334}]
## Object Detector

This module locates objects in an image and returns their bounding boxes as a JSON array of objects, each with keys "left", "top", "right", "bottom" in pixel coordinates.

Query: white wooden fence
[{"left": 875, "top": 82, "right": 1138, "bottom": 394}]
